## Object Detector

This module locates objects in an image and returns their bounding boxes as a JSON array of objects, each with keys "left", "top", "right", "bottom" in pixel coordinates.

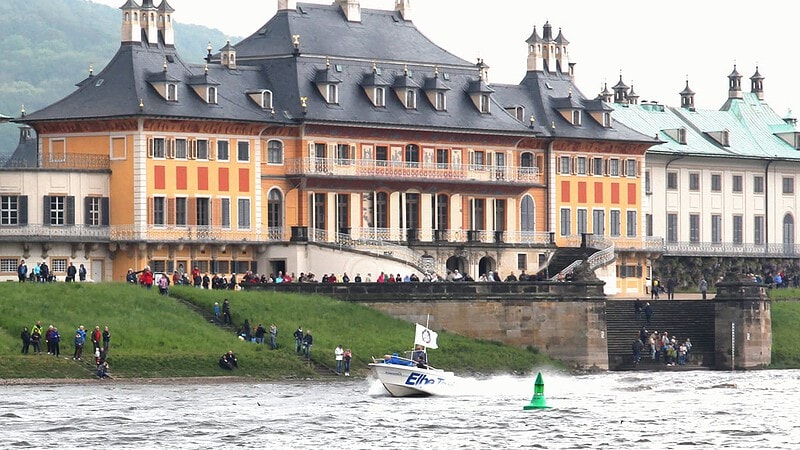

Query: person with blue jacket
[
  {"left": 51, "top": 327, "right": 61, "bottom": 357},
  {"left": 73, "top": 330, "right": 85, "bottom": 361}
]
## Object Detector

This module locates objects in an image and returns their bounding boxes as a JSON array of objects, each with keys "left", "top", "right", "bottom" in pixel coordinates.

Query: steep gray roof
[{"left": 234, "top": 3, "right": 471, "bottom": 67}]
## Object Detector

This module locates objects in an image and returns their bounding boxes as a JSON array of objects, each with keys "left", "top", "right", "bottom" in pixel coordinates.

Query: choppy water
[{"left": 1, "top": 370, "right": 798, "bottom": 449}]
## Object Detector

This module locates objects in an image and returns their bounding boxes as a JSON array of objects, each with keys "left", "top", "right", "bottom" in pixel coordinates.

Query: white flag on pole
[{"left": 414, "top": 323, "right": 438, "bottom": 349}]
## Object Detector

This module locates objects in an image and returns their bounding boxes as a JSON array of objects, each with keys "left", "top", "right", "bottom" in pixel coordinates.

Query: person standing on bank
[
  {"left": 294, "top": 327, "right": 304, "bottom": 353},
  {"left": 699, "top": 278, "right": 708, "bottom": 300},
  {"left": 78, "top": 263, "right": 87, "bottom": 282},
  {"left": 21, "top": 327, "right": 30, "bottom": 354},
  {"left": 302, "top": 330, "right": 313, "bottom": 358},
  {"left": 334, "top": 345, "right": 344, "bottom": 374},
  {"left": 666, "top": 277, "right": 676, "bottom": 300},
  {"left": 343, "top": 348, "right": 352, "bottom": 376},
  {"left": 102, "top": 326, "right": 111, "bottom": 356}
]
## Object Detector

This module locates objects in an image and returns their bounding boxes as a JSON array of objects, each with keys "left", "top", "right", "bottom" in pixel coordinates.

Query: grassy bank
[{"left": 0, "top": 283, "right": 556, "bottom": 380}]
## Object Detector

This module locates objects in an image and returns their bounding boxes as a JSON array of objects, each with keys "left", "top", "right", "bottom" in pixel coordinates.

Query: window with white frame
[
  {"left": 609, "top": 159, "right": 620, "bottom": 176},
  {"left": 667, "top": 171, "right": 678, "bottom": 189},
  {"left": 153, "top": 197, "right": 166, "bottom": 226},
  {"left": 559, "top": 156, "right": 571, "bottom": 174},
  {"left": 0, "top": 258, "right": 18, "bottom": 273},
  {"left": 49, "top": 196, "right": 66, "bottom": 226},
  {"left": 197, "top": 139, "right": 209, "bottom": 160},
  {"left": 753, "top": 175, "right": 764, "bottom": 194},
  {"left": 51, "top": 258, "right": 67, "bottom": 273},
  {"left": 196, "top": 197, "right": 210, "bottom": 227},
  {"left": 603, "top": 112, "right": 611, "bottom": 127},
  {"left": 732, "top": 175, "right": 743, "bottom": 193},
  {"left": 151, "top": 137, "right": 166, "bottom": 158},
  {"left": 1, "top": 195, "right": 19, "bottom": 225},
  {"left": 405, "top": 89, "right": 417, "bottom": 109},
  {"left": 167, "top": 83, "right": 177, "bottom": 101},
  {"left": 783, "top": 176, "right": 794, "bottom": 194},
  {"left": 175, "top": 138, "right": 187, "bottom": 159},
  {"left": 238, "top": 198, "right": 251, "bottom": 229},
  {"left": 592, "top": 209, "right": 605, "bottom": 236},
  {"left": 217, "top": 140, "right": 229, "bottom": 161},
  {"left": 435, "top": 92, "right": 446, "bottom": 111},
  {"left": 576, "top": 157, "right": 587, "bottom": 175},
  {"left": 207, "top": 86, "right": 218, "bottom": 104},
  {"left": 592, "top": 157, "right": 604, "bottom": 176},
  {"left": 479, "top": 94, "right": 490, "bottom": 113},
  {"left": 237, "top": 141, "right": 250, "bottom": 162},
  {"left": 626, "top": 210, "right": 637, "bottom": 237},
  {"left": 645, "top": 170, "right": 651, "bottom": 193},
  {"left": 689, "top": 172, "right": 700, "bottom": 191},
  {"left": 326, "top": 84, "right": 339, "bottom": 104},
  {"left": 267, "top": 140, "right": 283, "bottom": 164},
  {"left": 626, "top": 159, "right": 636, "bottom": 177},
  {"left": 87, "top": 197, "right": 101, "bottom": 226},
  {"left": 571, "top": 110, "right": 581, "bottom": 125},
  {"left": 374, "top": 87, "right": 386, "bottom": 107},
  {"left": 261, "top": 90, "right": 273, "bottom": 109},
  {"left": 754, "top": 215, "right": 764, "bottom": 245}
]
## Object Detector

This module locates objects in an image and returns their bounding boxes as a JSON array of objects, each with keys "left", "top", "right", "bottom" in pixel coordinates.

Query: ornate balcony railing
[
  {"left": 286, "top": 157, "right": 540, "bottom": 184},
  {"left": 0, "top": 153, "right": 110, "bottom": 171},
  {"left": 0, "top": 224, "right": 110, "bottom": 241},
  {"left": 663, "top": 241, "right": 800, "bottom": 257},
  {"left": 110, "top": 225, "right": 261, "bottom": 243}
]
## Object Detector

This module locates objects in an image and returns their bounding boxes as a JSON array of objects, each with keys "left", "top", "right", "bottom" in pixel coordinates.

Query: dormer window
[
  {"left": 374, "top": 87, "right": 386, "bottom": 107},
  {"left": 663, "top": 127, "right": 688, "bottom": 145},
  {"left": 479, "top": 94, "right": 490, "bottom": 114},
  {"left": 207, "top": 86, "right": 217, "bottom": 104},
  {"left": 326, "top": 84, "right": 339, "bottom": 104},
  {"left": 435, "top": 92, "right": 446, "bottom": 111},
  {"left": 167, "top": 83, "right": 177, "bottom": 101},
  {"left": 571, "top": 110, "right": 582, "bottom": 125},
  {"left": 405, "top": 89, "right": 417, "bottom": 109},
  {"left": 261, "top": 90, "right": 272, "bottom": 109},
  {"left": 603, "top": 112, "right": 611, "bottom": 127}
]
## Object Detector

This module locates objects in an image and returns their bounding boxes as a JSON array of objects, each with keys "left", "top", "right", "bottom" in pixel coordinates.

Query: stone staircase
[{"left": 605, "top": 300, "right": 716, "bottom": 370}]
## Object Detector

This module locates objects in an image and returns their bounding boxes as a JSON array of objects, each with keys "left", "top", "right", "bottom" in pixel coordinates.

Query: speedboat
[{"left": 368, "top": 323, "right": 457, "bottom": 397}]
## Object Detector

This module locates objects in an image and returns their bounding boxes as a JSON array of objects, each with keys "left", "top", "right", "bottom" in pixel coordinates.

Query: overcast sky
[{"left": 91, "top": 0, "right": 799, "bottom": 117}]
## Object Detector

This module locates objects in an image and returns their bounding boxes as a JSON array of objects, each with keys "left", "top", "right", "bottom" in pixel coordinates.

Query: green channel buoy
[{"left": 523, "top": 372, "right": 551, "bottom": 410}]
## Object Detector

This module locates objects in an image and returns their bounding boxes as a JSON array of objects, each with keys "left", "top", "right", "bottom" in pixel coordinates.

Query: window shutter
[
  {"left": 637, "top": 160, "right": 643, "bottom": 177},
  {"left": 621, "top": 160, "right": 627, "bottom": 177},
  {"left": 212, "top": 198, "right": 221, "bottom": 227},
  {"left": 66, "top": 196, "right": 75, "bottom": 225},
  {"left": 208, "top": 140, "right": 215, "bottom": 160},
  {"left": 167, "top": 139, "right": 175, "bottom": 159},
  {"left": 148, "top": 197, "right": 154, "bottom": 224},
  {"left": 588, "top": 159, "right": 593, "bottom": 175},
  {"left": 571, "top": 156, "right": 577, "bottom": 174},
  {"left": 188, "top": 198, "right": 197, "bottom": 226},
  {"left": 307, "top": 142, "right": 315, "bottom": 159},
  {"left": 19, "top": 195, "right": 28, "bottom": 225},
  {"left": 167, "top": 198, "right": 175, "bottom": 225},
  {"left": 84, "top": 197, "right": 91, "bottom": 225},
  {"left": 190, "top": 140, "right": 197, "bottom": 160},
  {"left": 43, "top": 196, "right": 51, "bottom": 225},
  {"left": 147, "top": 138, "right": 154, "bottom": 158},
  {"left": 101, "top": 197, "right": 110, "bottom": 226},
  {"left": 605, "top": 159, "right": 610, "bottom": 176},
  {"left": 350, "top": 144, "right": 356, "bottom": 160},
  {"left": 327, "top": 143, "right": 336, "bottom": 159}
]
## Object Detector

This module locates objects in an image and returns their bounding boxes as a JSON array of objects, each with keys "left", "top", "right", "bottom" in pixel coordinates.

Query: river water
[{"left": 1, "top": 369, "right": 797, "bottom": 449}]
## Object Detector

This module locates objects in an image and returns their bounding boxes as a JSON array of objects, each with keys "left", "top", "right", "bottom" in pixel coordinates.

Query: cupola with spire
[
  {"left": 140, "top": 0, "right": 159, "bottom": 45},
  {"left": 395, "top": 0, "right": 412, "bottom": 21},
  {"left": 627, "top": 84, "right": 639, "bottom": 105},
  {"left": 680, "top": 78, "right": 695, "bottom": 110},
  {"left": 120, "top": 0, "right": 141, "bottom": 43},
  {"left": 612, "top": 74, "right": 629, "bottom": 104},
  {"left": 220, "top": 40, "right": 236, "bottom": 69},
  {"left": 750, "top": 66, "right": 764, "bottom": 100},
  {"left": 728, "top": 64, "right": 743, "bottom": 100},
  {"left": 157, "top": 0, "right": 175, "bottom": 47},
  {"left": 597, "top": 82, "right": 612, "bottom": 103}
]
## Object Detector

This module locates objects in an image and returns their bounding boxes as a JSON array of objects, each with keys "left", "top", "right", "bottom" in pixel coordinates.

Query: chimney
[
  {"left": 395, "top": 0, "right": 412, "bottom": 21},
  {"left": 277, "top": 0, "right": 296, "bottom": 10},
  {"left": 336, "top": 0, "right": 361, "bottom": 22},
  {"left": 120, "top": 0, "right": 141, "bottom": 44},
  {"left": 157, "top": 0, "right": 175, "bottom": 46}
]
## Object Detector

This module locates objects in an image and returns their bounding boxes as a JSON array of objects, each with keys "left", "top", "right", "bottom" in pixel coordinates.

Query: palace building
[{"left": 3, "top": 0, "right": 655, "bottom": 291}]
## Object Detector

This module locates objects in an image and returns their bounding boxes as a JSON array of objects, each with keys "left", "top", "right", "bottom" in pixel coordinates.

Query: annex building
[{"left": 2, "top": 0, "right": 658, "bottom": 293}]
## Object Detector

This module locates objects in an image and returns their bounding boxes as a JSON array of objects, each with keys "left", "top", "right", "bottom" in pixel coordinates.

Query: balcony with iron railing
[
  {"left": 664, "top": 241, "right": 800, "bottom": 257},
  {"left": 0, "top": 224, "right": 111, "bottom": 242},
  {"left": 0, "top": 153, "right": 110, "bottom": 171},
  {"left": 285, "top": 157, "right": 540, "bottom": 184}
]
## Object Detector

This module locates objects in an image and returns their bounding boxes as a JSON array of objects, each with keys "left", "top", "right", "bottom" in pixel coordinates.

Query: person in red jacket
[
  {"left": 139, "top": 266, "right": 154, "bottom": 289},
  {"left": 91, "top": 325, "right": 102, "bottom": 353}
]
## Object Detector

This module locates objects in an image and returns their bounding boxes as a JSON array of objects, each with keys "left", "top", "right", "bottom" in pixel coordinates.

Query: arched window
[
  {"left": 326, "top": 84, "right": 338, "bottom": 104},
  {"left": 520, "top": 152, "right": 534, "bottom": 167},
  {"left": 435, "top": 92, "right": 446, "bottom": 111},
  {"left": 267, "top": 140, "right": 283, "bottom": 164},
  {"left": 207, "top": 86, "right": 217, "bottom": 104},
  {"left": 405, "top": 89, "right": 416, "bottom": 109},
  {"left": 261, "top": 90, "right": 273, "bottom": 109},
  {"left": 166, "top": 83, "right": 177, "bottom": 101},
  {"left": 374, "top": 87, "right": 385, "bottom": 107},
  {"left": 268, "top": 189, "right": 283, "bottom": 229},
  {"left": 784, "top": 213, "right": 795, "bottom": 248},
  {"left": 520, "top": 196, "right": 535, "bottom": 232},
  {"left": 479, "top": 94, "right": 490, "bottom": 113},
  {"left": 405, "top": 144, "right": 420, "bottom": 165}
]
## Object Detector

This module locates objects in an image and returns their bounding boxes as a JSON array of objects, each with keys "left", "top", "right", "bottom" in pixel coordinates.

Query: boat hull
[{"left": 369, "top": 362, "right": 456, "bottom": 397}]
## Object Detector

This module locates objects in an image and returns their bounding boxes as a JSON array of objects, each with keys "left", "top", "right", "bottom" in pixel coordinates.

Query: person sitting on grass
[
  {"left": 218, "top": 350, "right": 238, "bottom": 370},
  {"left": 96, "top": 359, "right": 109, "bottom": 379}
]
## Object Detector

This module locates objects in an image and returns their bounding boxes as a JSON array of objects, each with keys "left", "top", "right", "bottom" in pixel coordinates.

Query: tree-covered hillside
[{"left": 0, "top": 0, "right": 233, "bottom": 154}]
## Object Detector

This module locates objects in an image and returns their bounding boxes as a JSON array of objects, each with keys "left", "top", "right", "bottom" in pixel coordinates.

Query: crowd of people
[
  {"left": 20, "top": 321, "right": 112, "bottom": 378},
  {"left": 633, "top": 326, "right": 693, "bottom": 367},
  {"left": 16, "top": 259, "right": 88, "bottom": 283}
]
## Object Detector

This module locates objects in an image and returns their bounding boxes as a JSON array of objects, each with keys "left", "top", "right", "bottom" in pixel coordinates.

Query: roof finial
[
  {"left": 434, "top": 66, "right": 439, "bottom": 78},
  {"left": 163, "top": 57, "right": 168, "bottom": 73},
  {"left": 292, "top": 34, "right": 300, "bottom": 49},
  {"left": 89, "top": 64, "right": 94, "bottom": 77},
  {"left": 206, "top": 41, "right": 213, "bottom": 63},
  {"left": 204, "top": 63, "right": 209, "bottom": 75},
  {"left": 300, "top": 96, "right": 308, "bottom": 115},
  {"left": 139, "top": 98, "right": 144, "bottom": 111},
  {"left": 20, "top": 104, "right": 25, "bottom": 117},
  {"left": 404, "top": 64, "right": 409, "bottom": 76},
  {"left": 529, "top": 114, "right": 535, "bottom": 128},
  {"left": 326, "top": 57, "right": 330, "bottom": 69},
  {"left": 372, "top": 61, "right": 377, "bottom": 74}
]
